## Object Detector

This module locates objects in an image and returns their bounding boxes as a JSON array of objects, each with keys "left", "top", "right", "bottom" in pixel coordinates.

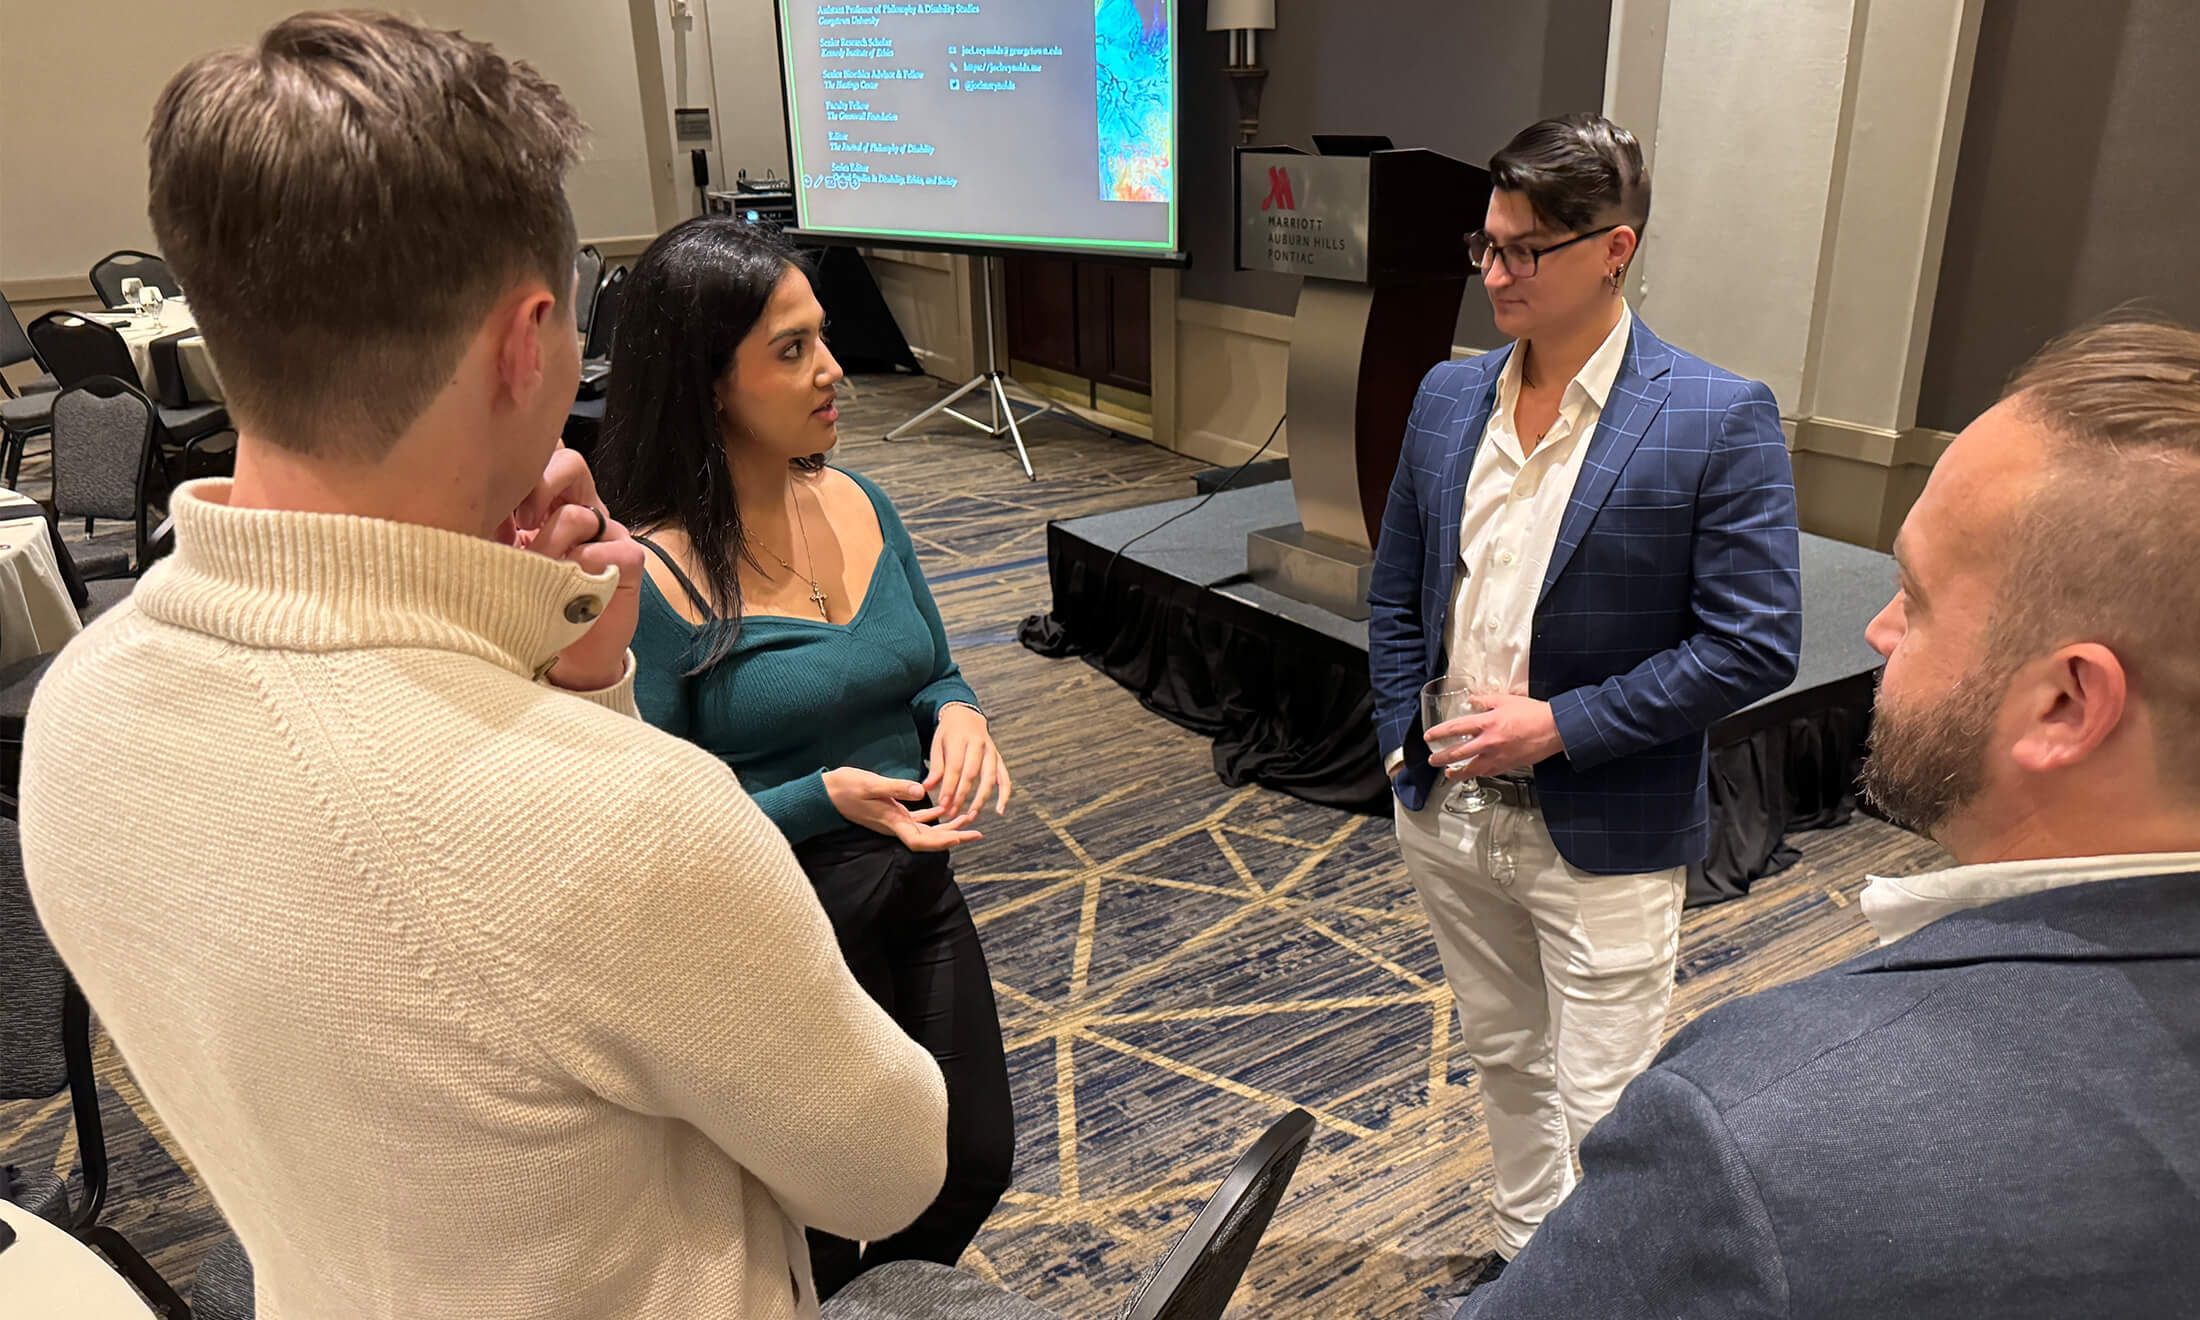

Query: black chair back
[
  {"left": 50, "top": 377, "right": 158, "bottom": 571},
  {"left": 0, "top": 289, "right": 41, "bottom": 381},
  {"left": 27, "top": 311, "right": 137, "bottom": 391},
  {"left": 88, "top": 250, "right": 182, "bottom": 309},
  {"left": 1123, "top": 1108, "right": 1316, "bottom": 1320},
  {"left": 574, "top": 245, "right": 604, "bottom": 336},
  {"left": 584, "top": 265, "right": 627, "bottom": 361}
]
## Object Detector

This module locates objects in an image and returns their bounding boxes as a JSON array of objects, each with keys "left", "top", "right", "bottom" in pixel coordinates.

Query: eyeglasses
[{"left": 1467, "top": 224, "right": 1623, "bottom": 279}]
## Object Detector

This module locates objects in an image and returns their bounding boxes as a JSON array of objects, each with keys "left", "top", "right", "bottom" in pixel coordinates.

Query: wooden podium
[{"left": 1235, "top": 140, "right": 1489, "bottom": 620}]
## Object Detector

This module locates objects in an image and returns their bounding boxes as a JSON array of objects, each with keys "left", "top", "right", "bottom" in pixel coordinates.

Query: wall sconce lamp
[{"left": 1209, "top": 0, "right": 1276, "bottom": 144}]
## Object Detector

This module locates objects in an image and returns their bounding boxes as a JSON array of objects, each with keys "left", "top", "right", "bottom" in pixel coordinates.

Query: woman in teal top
[
  {"left": 593, "top": 219, "right": 1014, "bottom": 1300},
  {"left": 628, "top": 467, "right": 981, "bottom": 844}
]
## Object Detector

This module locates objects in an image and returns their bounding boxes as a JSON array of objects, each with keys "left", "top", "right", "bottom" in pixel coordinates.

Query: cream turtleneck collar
[{"left": 133, "top": 480, "right": 618, "bottom": 681}]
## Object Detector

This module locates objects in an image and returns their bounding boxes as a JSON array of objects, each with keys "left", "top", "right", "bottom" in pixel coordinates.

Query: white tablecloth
[
  {"left": 0, "top": 492, "right": 83, "bottom": 664},
  {"left": 0, "top": 1200, "right": 160, "bottom": 1318},
  {"left": 85, "top": 300, "right": 224, "bottom": 403}
]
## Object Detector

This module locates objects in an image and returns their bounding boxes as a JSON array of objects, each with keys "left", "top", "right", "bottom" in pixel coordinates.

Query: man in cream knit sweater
[{"left": 18, "top": 12, "right": 947, "bottom": 1318}]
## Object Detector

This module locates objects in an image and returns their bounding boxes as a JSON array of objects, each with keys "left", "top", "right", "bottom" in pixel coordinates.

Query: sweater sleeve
[
  {"left": 861, "top": 475, "right": 980, "bottom": 726},
  {"left": 749, "top": 771, "right": 847, "bottom": 846},
  {"left": 632, "top": 576, "right": 849, "bottom": 846},
  {"left": 517, "top": 754, "right": 949, "bottom": 1243},
  {"left": 547, "top": 651, "right": 640, "bottom": 719}
]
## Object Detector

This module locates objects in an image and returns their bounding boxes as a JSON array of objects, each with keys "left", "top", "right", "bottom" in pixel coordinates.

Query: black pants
[{"left": 793, "top": 827, "right": 1015, "bottom": 1300}]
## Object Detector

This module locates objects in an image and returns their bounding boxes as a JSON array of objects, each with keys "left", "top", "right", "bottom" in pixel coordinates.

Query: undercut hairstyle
[
  {"left": 1488, "top": 113, "right": 1652, "bottom": 240},
  {"left": 1989, "top": 315, "right": 2200, "bottom": 793},
  {"left": 147, "top": 10, "right": 586, "bottom": 458}
]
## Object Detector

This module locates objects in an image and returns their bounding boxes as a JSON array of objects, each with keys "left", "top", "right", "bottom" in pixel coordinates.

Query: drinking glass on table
[{"left": 1421, "top": 675, "right": 1500, "bottom": 814}]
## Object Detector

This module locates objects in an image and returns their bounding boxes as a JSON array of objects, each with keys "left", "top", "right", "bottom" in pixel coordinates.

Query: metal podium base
[{"left": 1247, "top": 523, "right": 1374, "bottom": 621}]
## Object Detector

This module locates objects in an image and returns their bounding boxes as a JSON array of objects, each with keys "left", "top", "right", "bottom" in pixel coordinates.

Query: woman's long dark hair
[{"left": 593, "top": 217, "right": 811, "bottom": 670}]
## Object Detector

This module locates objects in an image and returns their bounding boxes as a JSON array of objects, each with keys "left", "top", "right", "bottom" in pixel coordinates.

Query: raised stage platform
[{"left": 1021, "top": 480, "right": 1893, "bottom": 907}]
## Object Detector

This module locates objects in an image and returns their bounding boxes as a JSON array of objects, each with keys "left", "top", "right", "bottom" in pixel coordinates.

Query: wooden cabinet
[{"left": 1004, "top": 254, "right": 1152, "bottom": 393}]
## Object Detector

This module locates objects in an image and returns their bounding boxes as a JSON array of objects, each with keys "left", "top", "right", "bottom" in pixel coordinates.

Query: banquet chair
[
  {"left": 88, "top": 250, "right": 183, "bottom": 309},
  {"left": 47, "top": 378, "right": 165, "bottom": 580},
  {"left": 0, "top": 807, "right": 192, "bottom": 1317},
  {"left": 27, "top": 312, "right": 232, "bottom": 483},
  {"left": 0, "top": 290, "right": 59, "bottom": 489},
  {"left": 562, "top": 394, "right": 605, "bottom": 457},
  {"left": 0, "top": 290, "right": 58, "bottom": 398},
  {"left": 822, "top": 1109, "right": 1315, "bottom": 1320},
  {"left": 574, "top": 244, "right": 604, "bottom": 338},
  {"left": 580, "top": 265, "right": 626, "bottom": 375},
  {"left": 569, "top": 265, "right": 627, "bottom": 443}
]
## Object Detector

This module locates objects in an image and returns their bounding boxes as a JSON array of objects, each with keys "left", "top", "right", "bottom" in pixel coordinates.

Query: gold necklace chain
[{"left": 760, "top": 489, "right": 830, "bottom": 620}]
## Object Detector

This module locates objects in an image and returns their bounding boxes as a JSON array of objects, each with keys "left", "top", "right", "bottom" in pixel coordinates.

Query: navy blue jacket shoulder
[
  {"left": 1367, "top": 319, "right": 1802, "bottom": 874},
  {"left": 1464, "top": 872, "right": 2200, "bottom": 1319}
]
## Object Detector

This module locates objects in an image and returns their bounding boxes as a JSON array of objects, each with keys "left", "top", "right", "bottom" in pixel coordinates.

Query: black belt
[{"left": 1481, "top": 774, "right": 1538, "bottom": 810}]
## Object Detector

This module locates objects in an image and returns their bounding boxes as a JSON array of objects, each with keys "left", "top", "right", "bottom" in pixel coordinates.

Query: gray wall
[
  {"left": 1180, "top": 0, "right": 1611, "bottom": 347},
  {"left": 1916, "top": 0, "right": 2200, "bottom": 433}
]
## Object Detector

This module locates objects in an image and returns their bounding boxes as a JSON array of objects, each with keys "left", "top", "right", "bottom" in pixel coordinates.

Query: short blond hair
[
  {"left": 1989, "top": 316, "right": 2200, "bottom": 791},
  {"left": 147, "top": 10, "right": 585, "bottom": 457}
]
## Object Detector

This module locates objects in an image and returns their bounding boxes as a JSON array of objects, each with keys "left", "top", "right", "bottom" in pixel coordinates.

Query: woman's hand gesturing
[
  {"left": 925, "top": 704, "right": 1011, "bottom": 830},
  {"left": 824, "top": 767, "right": 984, "bottom": 852}
]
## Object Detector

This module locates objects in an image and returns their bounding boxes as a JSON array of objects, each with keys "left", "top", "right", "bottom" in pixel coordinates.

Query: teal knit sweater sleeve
[
  {"left": 855, "top": 471, "right": 981, "bottom": 728},
  {"left": 747, "top": 773, "right": 844, "bottom": 845},
  {"left": 630, "top": 587, "right": 849, "bottom": 845}
]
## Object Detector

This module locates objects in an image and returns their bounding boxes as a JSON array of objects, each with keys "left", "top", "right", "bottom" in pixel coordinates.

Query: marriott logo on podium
[{"left": 1260, "top": 166, "right": 1297, "bottom": 211}]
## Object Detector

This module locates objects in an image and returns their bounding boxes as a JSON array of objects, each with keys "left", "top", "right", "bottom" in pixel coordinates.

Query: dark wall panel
[{"left": 1918, "top": 0, "right": 2200, "bottom": 432}]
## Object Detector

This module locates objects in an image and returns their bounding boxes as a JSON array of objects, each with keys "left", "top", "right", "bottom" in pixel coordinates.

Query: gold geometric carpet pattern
[{"left": 1, "top": 375, "right": 1949, "bottom": 1319}]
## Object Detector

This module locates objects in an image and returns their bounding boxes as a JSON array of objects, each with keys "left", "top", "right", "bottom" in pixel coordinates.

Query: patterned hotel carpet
[{"left": 3, "top": 376, "right": 1948, "bottom": 1317}]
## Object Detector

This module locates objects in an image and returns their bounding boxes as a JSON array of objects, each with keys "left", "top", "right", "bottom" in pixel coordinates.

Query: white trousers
[{"left": 1395, "top": 794, "right": 1686, "bottom": 1257}]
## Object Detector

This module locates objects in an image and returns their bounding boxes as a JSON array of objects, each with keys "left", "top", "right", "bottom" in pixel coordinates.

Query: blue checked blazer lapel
[
  {"left": 1432, "top": 344, "right": 1512, "bottom": 587},
  {"left": 1538, "top": 322, "right": 1676, "bottom": 603}
]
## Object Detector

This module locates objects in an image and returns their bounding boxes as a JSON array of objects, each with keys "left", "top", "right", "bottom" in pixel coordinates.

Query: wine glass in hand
[{"left": 1421, "top": 676, "right": 1499, "bottom": 814}]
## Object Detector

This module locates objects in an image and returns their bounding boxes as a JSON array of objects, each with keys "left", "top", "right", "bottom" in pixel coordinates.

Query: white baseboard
[
  {"left": 1177, "top": 425, "right": 1286, "bottom": 468},
  {"left": 1791, "top": 415, "right": 1955, "bottom": 467}
]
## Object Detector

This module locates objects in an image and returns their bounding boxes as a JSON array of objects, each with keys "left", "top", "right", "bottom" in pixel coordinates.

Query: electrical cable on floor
[{"left": 1099, "top": 410, "right": 1286, "bottom": 599}]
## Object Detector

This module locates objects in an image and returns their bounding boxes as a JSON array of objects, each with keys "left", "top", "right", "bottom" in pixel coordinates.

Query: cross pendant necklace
[
  {"left": 763, "top": 489, "right": 832, "bottom": 621},
  {"left": 762, "top": 548, "right": 830, "bottom": 620}
]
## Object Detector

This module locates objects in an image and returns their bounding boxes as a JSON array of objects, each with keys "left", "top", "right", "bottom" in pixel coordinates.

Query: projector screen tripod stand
[{"left": 885, "top": 255, "right": 1107, "bottom": 480}]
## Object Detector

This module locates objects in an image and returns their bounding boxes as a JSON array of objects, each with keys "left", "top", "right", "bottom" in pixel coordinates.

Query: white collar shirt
[
  {"left": 1441, "top": 303, "right": 1634, "bottom": 695},
  {"left": 1862, "top": 851, "right": 2200, "bottom": 945}
]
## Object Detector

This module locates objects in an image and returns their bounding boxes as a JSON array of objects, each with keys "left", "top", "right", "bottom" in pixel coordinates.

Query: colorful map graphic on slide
[{"left": 1094, "top": 0, "right": 1172, "bottom": 203}]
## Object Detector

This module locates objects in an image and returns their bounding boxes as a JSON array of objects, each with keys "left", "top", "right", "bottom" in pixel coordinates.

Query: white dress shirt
[
  {"left": 1862, "top": 850, "right": 2200, "bottom": 945},
  {"left": 1388, "top": 304, "right": 1634, "bottom": 776}
]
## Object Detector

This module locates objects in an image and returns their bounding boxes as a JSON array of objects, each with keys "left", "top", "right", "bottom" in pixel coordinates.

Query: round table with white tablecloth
[
  {"left": 0, "top": 488, "right": 84, "bottom": 664},
  {"left": 0, "top": 1199, "right": 161, "bottom": 1319},
  {"left": 82, "top": 299, "right": 224, "bottom": 404}
]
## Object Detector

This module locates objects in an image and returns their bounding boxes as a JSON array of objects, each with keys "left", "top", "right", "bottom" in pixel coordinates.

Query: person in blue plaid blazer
[{"left": 1367, "top": 115, "right": 1801, "bottom": 1299}]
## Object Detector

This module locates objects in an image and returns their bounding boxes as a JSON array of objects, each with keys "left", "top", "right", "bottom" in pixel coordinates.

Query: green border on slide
[{"left": 774, "top": 0, "right": 1179, "bottom": 253}]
